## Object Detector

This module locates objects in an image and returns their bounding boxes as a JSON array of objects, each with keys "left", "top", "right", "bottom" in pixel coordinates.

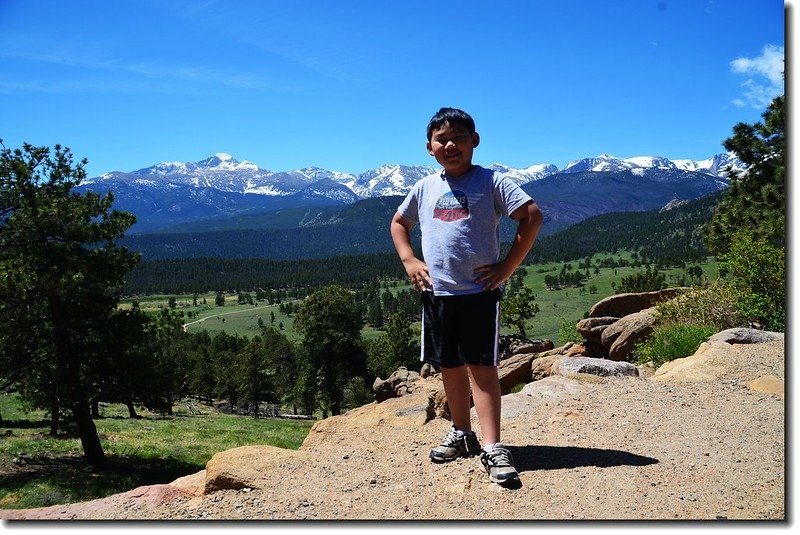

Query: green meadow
[
  {"left": 0, "top": 393, "right": 313, "bottom": 509},
  {"left": 122, "top": 253, "right": 718, "bottom": 345}
]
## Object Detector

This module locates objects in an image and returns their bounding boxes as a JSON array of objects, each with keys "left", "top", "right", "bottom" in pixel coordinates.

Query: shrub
[
  {"left": 653, "top": 282, "right": 744, "bottom": 331},
  {"left": 717, "top": 233, "right": 785, "bottom": 331},
  {"left": 558, "top": 317, "right": 583, "bottom": 345},
  {"left": 634, "top": 324, "right": 718, "bottom": 368}
]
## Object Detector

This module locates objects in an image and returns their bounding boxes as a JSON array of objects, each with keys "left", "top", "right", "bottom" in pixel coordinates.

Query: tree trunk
[
  {"left": 91, "top": 399, "right": 100, "bottom": 418},
  {"left": 126, "top": 400, "right": 140, "bottom": 419},
  {"left": 48, "top": 295, "right": 105, "bottom": 467},
  {"left": 50, "top": 398, "right": 60, "bottom": 436},
  {"left": 71, "top": 401, "right": 105, "bottom": 467}
]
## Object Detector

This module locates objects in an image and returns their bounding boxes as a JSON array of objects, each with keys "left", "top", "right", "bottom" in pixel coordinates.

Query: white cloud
[{"left": 730, "top": 44, "right": 784, "bottom": 109}]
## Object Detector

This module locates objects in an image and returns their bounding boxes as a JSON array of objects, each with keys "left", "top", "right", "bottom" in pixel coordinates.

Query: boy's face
[{"left": 427, "top": 121, "right": 480, "bottom": 177}]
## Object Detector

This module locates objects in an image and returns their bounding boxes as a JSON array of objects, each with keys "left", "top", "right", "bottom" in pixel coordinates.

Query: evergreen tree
[
  {"left": 259, "top": 326, "right": 297, "bottom": 412},
  {"left": 293, "top": 285, "right": 366, "bottom": 416},
  {"left": 367, "top": 311, "right": 419, "bottom": 379},
  {"left": 617, "top": 265, "right": 667, "bottom": 293},
  {"left": 0, "top": 142, "right": 138, "bottom": 466},
  {"left": 501, "top": 286, "right": 539, "bottom": 339},
  {"left": 231, "top": 336, "right": 276, "bottom": 417},
  {"left": 703, "top": 95, "right": 784, "bottom": 254}
]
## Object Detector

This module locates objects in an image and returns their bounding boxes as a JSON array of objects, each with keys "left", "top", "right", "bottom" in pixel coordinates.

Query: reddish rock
[
  {"left": 588, "top": 288, "right": 686, "bottom": 318},
  {"left": 601, "top": 308, "right": 656, "bottom": 361},
  {"left": 575, "top": 316, "right": 620, "bottom": 342}
]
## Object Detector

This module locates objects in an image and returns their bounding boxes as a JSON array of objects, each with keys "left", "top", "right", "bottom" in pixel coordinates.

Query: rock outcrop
[
  {"left": 573, "top": 288, "right": 688, "bottom": 362},
  {"left": 588, "top": 288, "right": 686, "bottom": 318},
  {"left": 372, "top": 367, "right": 422, "bottom": 402},
  {"left": 600, "top": 307, "right": 657, "bottom": 361}
]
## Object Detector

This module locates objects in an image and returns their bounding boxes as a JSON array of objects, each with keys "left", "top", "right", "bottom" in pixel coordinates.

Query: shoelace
[
  {"left": 441, "top": 427, "right": 473, "bottom": 447},
  {"left": 480, "top": 447, "right": 514, "bottom": 468}
]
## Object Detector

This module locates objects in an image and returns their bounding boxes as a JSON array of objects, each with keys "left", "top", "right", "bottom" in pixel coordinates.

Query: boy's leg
[
  {"left": 429, "top": 364, "right": 481, "bottom": 462},
  {"left": 441, "top": 365, "right": 472, "bottom": 432},
  {"left": 466, "top": 364, "right": 501, "bottom": 445},
  {"left": 469, "top": 363, "right": 519, "bottom": 483}
]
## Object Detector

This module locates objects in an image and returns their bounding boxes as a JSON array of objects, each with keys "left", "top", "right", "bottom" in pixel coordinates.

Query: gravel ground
[{"left": 2, "top": 340, "right": 786, "bottom": 522}]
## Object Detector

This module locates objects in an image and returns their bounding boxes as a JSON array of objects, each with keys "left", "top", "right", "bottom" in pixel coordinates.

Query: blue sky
[{"left": 0, "top": 0, "right": 786, "bottom": 177}]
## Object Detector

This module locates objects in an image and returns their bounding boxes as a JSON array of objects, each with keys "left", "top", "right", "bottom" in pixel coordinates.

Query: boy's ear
[
  {"left": 472, "top": 132, "right": 480, "bottom": 147},
  {"left": 426, "top": 141, "right": 434, "bottom": 155}
]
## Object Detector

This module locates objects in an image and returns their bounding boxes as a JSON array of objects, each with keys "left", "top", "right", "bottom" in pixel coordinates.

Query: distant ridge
[{"left": 79, "top": 152, "right": 743, "bottom": 234}]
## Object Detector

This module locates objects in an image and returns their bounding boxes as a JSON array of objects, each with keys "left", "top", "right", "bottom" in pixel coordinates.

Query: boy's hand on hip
[
  {"left": 404, "top": 258, "right": 432, "bottom": 292},
  {"left": 475, "top": 261, "right": 513, "bottom": 291}
]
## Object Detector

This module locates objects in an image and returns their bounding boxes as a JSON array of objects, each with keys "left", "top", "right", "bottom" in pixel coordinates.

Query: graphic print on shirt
[{"left": 433, "top": 190, "right": 469, "bottom": 222}]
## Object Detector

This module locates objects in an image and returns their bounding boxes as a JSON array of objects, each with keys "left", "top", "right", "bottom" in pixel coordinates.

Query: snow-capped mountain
[
  {"left": 489, "top": 162, "right": 560, "bottom": 186},
  {"left": 350, "top": 164, "right": 437, "bottom": 197},
  {"left": 82, "top": 151, "right": 744, "bottom": 233},
  {"left": 560, "top": 153, "right": 745, "bottom": 177},
  {"left": 88, "top": 151, "right": 742, "bottom": 201},
  {"left": 672, "top": 153, "right": 747, "bottom": 176}
]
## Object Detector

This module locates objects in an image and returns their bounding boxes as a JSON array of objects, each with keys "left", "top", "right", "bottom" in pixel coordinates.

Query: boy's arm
[
  {"left": 475, "top": 200, "right": 543, "bottom": 291},
  {"left": 390, "top": 212, "right": 432, "bottom": 291}
]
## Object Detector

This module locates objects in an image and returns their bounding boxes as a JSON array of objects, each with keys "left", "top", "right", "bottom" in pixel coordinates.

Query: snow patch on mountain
[
  {"left": 562, "top": 153, "right": 744, "bottom": 178},
  {"left": 490, "top": 162, "right": 559, "bottom": 185}
]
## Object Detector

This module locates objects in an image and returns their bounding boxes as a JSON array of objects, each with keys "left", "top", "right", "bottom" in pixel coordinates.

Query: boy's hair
[{"left": 426, "top": 107, "right": 476, "bottom": 141}]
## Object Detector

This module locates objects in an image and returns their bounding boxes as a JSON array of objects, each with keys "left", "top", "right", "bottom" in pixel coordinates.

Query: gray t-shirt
[{"left": 397, "top": 165, "right": 533, "bottom": 296}]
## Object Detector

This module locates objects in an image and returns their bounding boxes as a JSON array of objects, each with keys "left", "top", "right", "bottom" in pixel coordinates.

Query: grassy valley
[{"left": 119, "top": 252, "right": 719, "bottom": 346}]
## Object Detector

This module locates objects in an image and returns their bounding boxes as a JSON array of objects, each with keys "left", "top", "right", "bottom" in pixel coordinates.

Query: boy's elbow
[
  {"left": 513, "top": 201, "right": 543, "bottom": 226},
  {"left": 391, "top": 212, "right": 413, "bottom": 230},
  {"left": 528, "top": 202, "right": 543, "bottom": 226}
]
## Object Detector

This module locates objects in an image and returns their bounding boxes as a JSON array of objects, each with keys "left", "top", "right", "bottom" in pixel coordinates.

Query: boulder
[
  {"left": 301, "top": 389, "right": 441, "bottom": 450},
  {"left": 170, "top": 470, "right": 206, "bottom": 497},
  {"left": 575, "top": 316, "right": 620, "bottom": 342},
  {"left": 651, "top": 336, "right": 784, "bottom": 387},
  {"left": 205, "top": 445, "right": 308, "bottom": 493},
  {"left": 497, "top": 352, "right": 538, "bottom": 393},
  {"left": 554, "top": 357, "right": 640, "bottom": 378},
  {"left": 588, "top": 288, "right": 686, "bottom": 318},
  {"left": 372, "top": 367, "right": 421, "bottom": 402},
  {"left": 499, "top": 335, "right": 555, "bottom": 359},
  {"left": 600, "top": 308, "right": 656, "bottom": 361},
  {"left": 708, "top": 328, "right": 784, "bottom": 345}
]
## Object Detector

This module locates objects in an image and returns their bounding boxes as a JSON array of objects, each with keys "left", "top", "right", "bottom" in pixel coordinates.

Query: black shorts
[{"left": 420, "top": 288, "right": 502, "bottom": 369}]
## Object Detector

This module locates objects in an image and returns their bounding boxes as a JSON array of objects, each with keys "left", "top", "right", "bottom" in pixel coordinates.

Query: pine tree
[
  {"left": 0, "top": 142, "right": 138, "bottom": 466},
  {"left": 293, "top": 285, "right": 366, "bottom": 416},
  {"left": 703, "top": 95, "right": 784, "bottom": 254}
]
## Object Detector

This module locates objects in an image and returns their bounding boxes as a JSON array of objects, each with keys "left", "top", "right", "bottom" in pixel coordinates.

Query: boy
[{"left": 390, "top": 107, "right": 543, "bottom": 484}]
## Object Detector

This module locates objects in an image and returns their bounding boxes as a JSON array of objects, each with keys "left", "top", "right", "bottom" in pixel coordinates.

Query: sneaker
[
  {"left": 480, "top": 445, "right": 519, "bottom": 483},
  {"left": 429, "top": 426, "right": 481, "bottom": 463}
]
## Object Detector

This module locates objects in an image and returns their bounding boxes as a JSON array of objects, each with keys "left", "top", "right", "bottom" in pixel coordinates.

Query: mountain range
[{"left": 80, "top": 152, "right": 743, "bottom": 236}]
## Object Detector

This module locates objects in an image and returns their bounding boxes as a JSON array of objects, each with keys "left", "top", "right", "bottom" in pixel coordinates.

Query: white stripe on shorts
[
  {"left": 420, "top": 303, "right": 426, "bottom": 362},
  {"left": 493, "top": 298, "right": 500, "bottom": 366}
]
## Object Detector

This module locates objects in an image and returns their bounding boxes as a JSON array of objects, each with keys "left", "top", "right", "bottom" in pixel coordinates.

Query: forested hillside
[
  {"left": 529, "top": 191, "right": 722, "bottom": 264},
  {"left": 122, "top": 192, "right": 721, "bottom": 296},
  {"left": 122, "top": 253, "right": 407, "bottom": 295}
]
